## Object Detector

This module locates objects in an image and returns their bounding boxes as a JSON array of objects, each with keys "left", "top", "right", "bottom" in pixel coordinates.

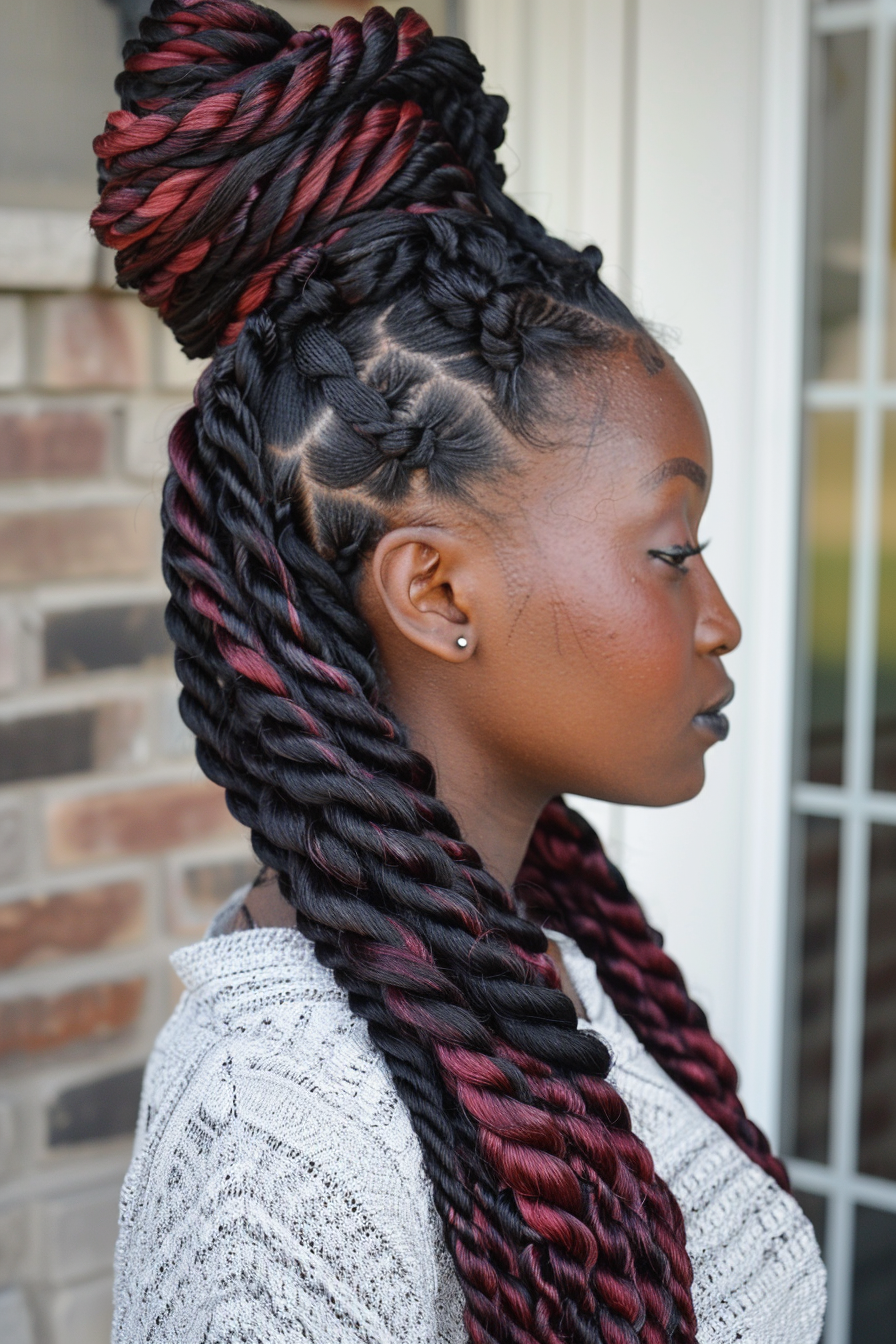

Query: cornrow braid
[{"left": 93, "top": 5, "right": 788, "bottom": 1341}]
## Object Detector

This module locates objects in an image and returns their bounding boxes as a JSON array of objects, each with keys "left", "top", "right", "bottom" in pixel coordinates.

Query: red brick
[
  {"left": 91, "top": 700, "right": 147, "bottom": 772},
  {"left": 0, "top": 297, "right": 25, "bottom": 390},
  {"left": 0, "top": 701, "right": 145, "bottom": 785},
  {"left": 0, "top": 603, "right": 17, "bottom": 693},
  {"left": 44, "top": 601, "right": 170, "bottom": 677},
  {"left": 0, "top": 801, "right": 27, "bottom": 885},
  {"left": 39, "top": 296, "right": 150, "bottom": 391},
  {"left": 0, "top": 506, "right": 157, "bottom": 586},
  {"left": 47, "top": 779, "right": 241, "bottom": 866},
  {"left": 0, "top": 978, "right": 145, "bottom": 1058},
  {"left": 0, "top": 412, "right": 109, "bottom": 479},
  {"left": 168, "top": 855, "right": 258, "bottom": 938},
  {"left": 0, "top": 882, "right": 144, "bottom": 970}
]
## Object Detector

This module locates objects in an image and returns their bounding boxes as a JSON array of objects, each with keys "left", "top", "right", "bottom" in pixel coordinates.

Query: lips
[{"left": 693, "top": 687, "right": 734, "bottom": 741}]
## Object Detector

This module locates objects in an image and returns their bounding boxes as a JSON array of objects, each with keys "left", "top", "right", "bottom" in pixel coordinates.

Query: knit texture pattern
[{"left": 112, "top": 903, "right": 826, "bottom": 1343}]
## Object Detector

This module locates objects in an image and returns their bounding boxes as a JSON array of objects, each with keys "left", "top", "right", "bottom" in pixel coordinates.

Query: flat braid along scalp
[{"left": 93, "top": 5, "right": 788, "bottom": 1342}]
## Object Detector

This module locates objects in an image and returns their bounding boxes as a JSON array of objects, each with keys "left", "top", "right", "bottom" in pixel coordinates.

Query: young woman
[{"left": 93, "top": 4, "right": 826, "bottom": 1341}]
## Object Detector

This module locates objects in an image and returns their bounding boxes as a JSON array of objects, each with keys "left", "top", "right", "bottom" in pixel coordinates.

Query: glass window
[
  {"left": 786, "top": 11, "right": 896, "bottom": 1343},
  {"left": 794, "top": 1189, "right": 828, "bottom": 1252},
  {"left": 859, "top": 824, "right": 896, "bottom": 1180},
  {"left": 805, "top": 31, "right": 868, "bottom": 382},
  {"left": 874, "top": 415, "right": 896, "bottom": 790},
  {"left": 797, "top": 411, "right": 856, "bottom": 785},
  {"left": 785, "top": 815, "right": 840, "bottom": 1162},
  {"left": 851, "top": 1206, "right": 896, "bottom": 1339}
]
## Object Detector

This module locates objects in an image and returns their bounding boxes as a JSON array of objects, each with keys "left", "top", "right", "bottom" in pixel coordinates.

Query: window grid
[{"left": 793, "top": 4, "right": 896, "bottom": 1341}]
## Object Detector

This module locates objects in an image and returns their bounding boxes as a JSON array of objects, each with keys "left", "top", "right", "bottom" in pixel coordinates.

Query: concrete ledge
[{"left": 0, "top": 210, "right": 98, "bottom": 292}]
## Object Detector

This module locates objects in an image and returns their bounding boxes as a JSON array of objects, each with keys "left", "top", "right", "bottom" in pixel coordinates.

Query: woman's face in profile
[
  {"left": 368, "top": 343, "right": 742, "bottom": 813},
  {"left": 480, "top": 346, "right": 741, "bottom": 807}
]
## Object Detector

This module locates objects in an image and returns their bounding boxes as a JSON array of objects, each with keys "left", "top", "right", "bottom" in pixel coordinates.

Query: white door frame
[{"left": 737, "top": 0, "right": 812, "bottom": 1144}]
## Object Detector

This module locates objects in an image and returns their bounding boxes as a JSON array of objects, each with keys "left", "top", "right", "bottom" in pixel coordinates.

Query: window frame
[{"left": 783, "top": 4, "right": 896, "bottom": 1341}]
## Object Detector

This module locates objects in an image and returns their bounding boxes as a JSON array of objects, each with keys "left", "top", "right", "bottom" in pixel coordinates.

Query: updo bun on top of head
[
  {"left": 91, "top": 1, "right": 527, "bottom": 356},
  {"left": 91, "top": 9, "right": 789, "bottom": 1343}
]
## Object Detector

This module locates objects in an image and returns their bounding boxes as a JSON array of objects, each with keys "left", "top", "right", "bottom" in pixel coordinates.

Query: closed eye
[{"left": 648, "top": 541, "right": 709, "bottom": 571}]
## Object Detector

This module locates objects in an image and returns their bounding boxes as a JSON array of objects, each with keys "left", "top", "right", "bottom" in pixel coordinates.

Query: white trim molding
[{"left": 737, "top": 0, "right": 813, "bottom": 1145}]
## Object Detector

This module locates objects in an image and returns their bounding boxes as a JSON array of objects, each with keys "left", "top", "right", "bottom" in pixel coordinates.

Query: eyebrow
[{"left": 640, "top": 456, "right": 708, "bottom": 492}]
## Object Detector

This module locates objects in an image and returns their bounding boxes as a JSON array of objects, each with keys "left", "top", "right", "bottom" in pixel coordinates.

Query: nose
[{"left": 696, "top": 563, "right": 741, "bottom": 657}]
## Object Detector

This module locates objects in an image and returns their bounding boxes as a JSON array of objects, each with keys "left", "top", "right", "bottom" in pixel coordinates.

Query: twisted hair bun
[{"left": 92, "top": 2, "right": 508, "bottom": 356}]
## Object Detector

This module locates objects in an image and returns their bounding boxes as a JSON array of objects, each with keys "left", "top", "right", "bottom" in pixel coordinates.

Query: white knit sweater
[{"left": 112, "top": 899, "right": 826, "bottom": 1343}]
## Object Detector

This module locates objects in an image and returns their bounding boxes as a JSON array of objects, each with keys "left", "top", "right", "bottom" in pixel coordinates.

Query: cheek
[
  {"left": 608, "top": 575, "right": 696, "bottom": 700},
  {"left": 528, "top": 556, "right": 695, "bottom": 709},
  {"left": 480, "top": 520, "right": 698, "bottom": 692},
  {"left": 472, "top": 546, "right": 706, "bottom": 800}
]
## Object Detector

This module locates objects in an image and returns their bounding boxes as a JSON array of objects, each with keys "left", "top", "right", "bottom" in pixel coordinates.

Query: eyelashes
[{"left": 647, "top": 540, "right": 709, "bottom": 572}]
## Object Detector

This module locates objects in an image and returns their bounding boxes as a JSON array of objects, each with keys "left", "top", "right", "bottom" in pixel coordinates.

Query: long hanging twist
[{"left": 162, "top": 311, "right": 698, "bottom": 1344}]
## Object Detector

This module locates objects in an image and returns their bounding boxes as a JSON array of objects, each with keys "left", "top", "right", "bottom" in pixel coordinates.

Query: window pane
[
  {"left": 859, "top": 824, "right": 896, "bottom": 1180},
  {"left": 793, "top": 1189, "right": 827, "bottom": 1253},
  {"left": 797, "top": 412, "right": 855, "bottom": 784},
  {"left": 784, "top": 816, "right": 840, "bottom": 1162},
  {"left": 874, "top": 415, "right": 896, "bottom": 791},
  {"left": 886, "top": 35, "right": 896, "bottom": 380},
  {"left": 851, "top": 1205, "right": 896, "bottom": 1341},
  {"left": 805, "top": 31, "right": 867, "bottom": 381}
]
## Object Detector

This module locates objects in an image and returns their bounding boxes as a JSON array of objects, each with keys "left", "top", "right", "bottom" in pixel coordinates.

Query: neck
[
  {"left": 396, "top": 695, "right": 549, "bottom": 892},
  {"left": 445, "top": 771, "right": 543, "bottom": 893}
]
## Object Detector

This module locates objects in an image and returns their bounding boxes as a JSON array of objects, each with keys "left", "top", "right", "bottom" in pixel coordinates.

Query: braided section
[
  {"left": 91, "top": 2, "right": 498, "bottom": 355},
  {"left": 162, "top": 316, "right": 697, "bottom": 1344},
  {"left": 518, "top": 801, "right": 790, "bottom": 1192}
]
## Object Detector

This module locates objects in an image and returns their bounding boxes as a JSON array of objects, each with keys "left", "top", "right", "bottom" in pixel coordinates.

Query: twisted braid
[
  {"left": 518, "top": 802, "right": 790, "bottom": 1192},
  {"left": 164, "top": 319, "right": 696, "bottom": 1344},
  {"left": 93, "top": 1, "right": 477, "bottom": 354},
  {"left": 93, "top": 4, "right": 788, "bottom": 1340}
]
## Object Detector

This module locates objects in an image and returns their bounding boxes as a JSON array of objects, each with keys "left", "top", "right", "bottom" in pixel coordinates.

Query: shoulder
[
  {"left": 114, "top": 928, "right": 465, "bottom": 1344},
  {"left": 551, "top": 931, "right": 826, "bottom": 1344},
  {"left": 584, "top": 1003, "right": 826, "bottom": 1343},
  {"left": 617, "top": 1047, "right": 827, "bottom": 1342}
]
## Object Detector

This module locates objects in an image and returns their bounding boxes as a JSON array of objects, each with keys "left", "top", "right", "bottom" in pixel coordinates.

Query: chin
[
  {"left": 662, "top": 760, "right": 707, "bottom": 806},
  {"left": 627, "top": 760, "right": 707, "bottom": 809},
  {"left": 570, "top": 747, "right": 711, "bottom": 809}
]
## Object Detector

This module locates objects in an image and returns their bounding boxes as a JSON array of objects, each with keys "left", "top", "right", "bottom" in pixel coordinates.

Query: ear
[{"left": 369, "top": 527, "right": 475, "bottom": 663}]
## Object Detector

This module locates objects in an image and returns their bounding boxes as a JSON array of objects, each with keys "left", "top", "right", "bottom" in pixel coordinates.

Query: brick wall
[{"left": 0, "top": 210, "right": 256, "bottom": 1344}]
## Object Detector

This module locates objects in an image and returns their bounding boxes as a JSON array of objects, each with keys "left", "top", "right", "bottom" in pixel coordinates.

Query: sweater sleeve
[{"left": 113, "top": 1035, "right": 459, "bottom": 1344}]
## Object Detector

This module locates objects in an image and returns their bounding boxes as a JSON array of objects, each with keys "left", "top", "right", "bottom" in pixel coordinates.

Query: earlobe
[{"left": 370, "top": 527, "right": 475, "bottom": 663}]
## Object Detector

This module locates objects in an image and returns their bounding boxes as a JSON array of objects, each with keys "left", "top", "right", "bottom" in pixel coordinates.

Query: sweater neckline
[
  {"left": 171, "top": 923, "right": 314, "bottom": 993},
  {"left": 169, "top": 896, "right": 620, "bottom": 1050}
]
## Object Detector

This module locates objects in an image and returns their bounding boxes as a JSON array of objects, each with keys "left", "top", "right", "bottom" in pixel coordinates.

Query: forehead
[
  {"left": 483, "top": 344, "right": 714, "bottom": 526},
  {"left": 585, "top": 345, "right": 710, "bottom": 468},
  {"left": 402, "top": 344, "right": 713, "bottom": 540}
]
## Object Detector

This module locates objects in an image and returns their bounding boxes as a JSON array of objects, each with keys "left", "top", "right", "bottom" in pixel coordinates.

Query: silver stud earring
[{"left": 456, "top": 636, "right": 468, "bottom": 649}]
